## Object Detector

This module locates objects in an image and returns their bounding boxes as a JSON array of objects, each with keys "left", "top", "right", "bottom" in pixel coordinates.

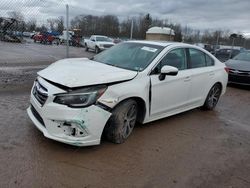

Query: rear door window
[
  {"left": 189, "top": 48, "right": 206, "bottom": 68},
  {"left": 205, "top": 54, "right": 215, "bottom": 66}
]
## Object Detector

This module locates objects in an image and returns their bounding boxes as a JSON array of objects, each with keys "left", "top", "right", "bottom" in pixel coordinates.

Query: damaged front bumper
[{"left": 27, "top": 78, "right": 111, "bottom": 147}]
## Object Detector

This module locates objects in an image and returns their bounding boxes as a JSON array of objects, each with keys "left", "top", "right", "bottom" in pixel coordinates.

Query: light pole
[
  {"left": 66, "top": 4, "right": 69, "bottom": 58},
  {"left": 130, "top": 19, "right": 133, "bottom": 40},
  {"left": 229, "top": 33, "right": 237, "bottom": 59},
  {"left": 214, "top": 33, "right": 220, "bottom": 56}
]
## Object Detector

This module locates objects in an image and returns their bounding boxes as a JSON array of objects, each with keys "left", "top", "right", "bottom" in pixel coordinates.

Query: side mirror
[{"left": 159, "top": 65, "right": 178, "bottom": 81}]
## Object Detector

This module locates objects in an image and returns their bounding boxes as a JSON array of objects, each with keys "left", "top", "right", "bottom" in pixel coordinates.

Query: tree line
[{"left": 2, "top": 11, "right": 250, "bottom": 48}]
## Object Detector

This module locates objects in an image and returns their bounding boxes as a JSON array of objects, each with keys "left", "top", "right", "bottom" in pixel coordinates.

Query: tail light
[{"left": 224, "top": 67, "right": 230, "bottom": 74}]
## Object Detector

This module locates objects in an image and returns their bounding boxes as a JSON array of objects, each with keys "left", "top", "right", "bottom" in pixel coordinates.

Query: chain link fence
[{"left": 0, "top": 0, "right": 89, "bottom": 89}]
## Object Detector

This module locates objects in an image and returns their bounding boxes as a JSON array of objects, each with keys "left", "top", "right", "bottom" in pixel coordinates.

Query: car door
[
  {"left": 188, "top": 48, "right": 216, "bottom": 106},
  {"left": 150, "top": 48, "right": 192, "bottom": 117}
]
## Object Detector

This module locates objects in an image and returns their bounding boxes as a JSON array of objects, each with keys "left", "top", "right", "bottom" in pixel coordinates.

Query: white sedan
[{"left": 27, "top": 41, "right": 228, "bottom": 146}]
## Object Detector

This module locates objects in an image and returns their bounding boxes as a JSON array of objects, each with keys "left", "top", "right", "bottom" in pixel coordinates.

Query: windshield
[
  {"left": 92, "top": 42, "right": 164, "bottom": 71},
  {"left": 233, "top": 52, "right": 250, "bottom": 62},
  {"left": 96, "top": 36, "right": 112, "bottom": 42}
]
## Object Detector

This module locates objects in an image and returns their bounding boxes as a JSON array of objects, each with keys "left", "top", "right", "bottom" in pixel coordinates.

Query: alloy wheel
[
  {"left": 122, "top": 104, "right": 137, "bottom": 138},
  {"left": 207, "top": 85, "right": 221, "bottom": 108}
]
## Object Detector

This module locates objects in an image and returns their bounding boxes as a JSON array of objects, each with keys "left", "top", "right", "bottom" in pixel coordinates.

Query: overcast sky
[{"left": 1, "top": 0, "right": 250, "bottom": 34}]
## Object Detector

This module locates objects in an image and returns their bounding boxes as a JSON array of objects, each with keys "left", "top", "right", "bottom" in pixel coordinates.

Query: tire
[
  {"left": 104, "top": 99, "right": 138, "bottom": 144},
  {"left": 95, "top": 46, "right": 100, "bottom": 54},
  {"left": 203, "top": 83, "right": 222, "bottom": 110},
  {"left": 85, "top": 45, "right": 89, "bottom": 51}
]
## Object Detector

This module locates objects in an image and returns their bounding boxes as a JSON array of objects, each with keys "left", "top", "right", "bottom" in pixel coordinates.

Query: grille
[
  {"left": 229, "top": 69, "right": 250, "bottom": 76},
  {"left": 33, "top": 81, "right": 48, "bottom": 106},
  {"left": 31, "top": 105, "right": 45, "bottom": 127}
]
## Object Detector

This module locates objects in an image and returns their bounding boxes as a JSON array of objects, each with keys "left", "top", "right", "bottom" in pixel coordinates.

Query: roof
[
  {"left": 127, "top": 40, "right": 193, "bottom": 47},
  {"left": 146, "top": 27, "right": 175, "bottom": 35},
  {"left": 126, "top": 40, "right": 213, "bottom": 54}
]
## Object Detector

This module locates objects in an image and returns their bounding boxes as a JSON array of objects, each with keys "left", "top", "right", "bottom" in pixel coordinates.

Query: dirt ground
[{"left": 0, "top": 67, "right": 250, "bottom": 188}]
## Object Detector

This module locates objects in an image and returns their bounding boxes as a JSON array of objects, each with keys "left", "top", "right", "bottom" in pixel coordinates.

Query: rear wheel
[
  {"left": 203, "top": 83, "right": 222, "bottom": 110},
  {"left": 104, "top": 99, "right": 138, "bottom": 144}
]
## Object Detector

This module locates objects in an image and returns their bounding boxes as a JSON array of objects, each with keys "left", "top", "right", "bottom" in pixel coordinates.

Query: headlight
[{"left": 54, "top": 86, "right": 107, "bottom": 108}]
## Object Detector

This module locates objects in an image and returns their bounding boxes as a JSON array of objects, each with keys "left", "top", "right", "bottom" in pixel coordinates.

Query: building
[{"left": 146, "top": 27, "right": 175, "bottom": 41}]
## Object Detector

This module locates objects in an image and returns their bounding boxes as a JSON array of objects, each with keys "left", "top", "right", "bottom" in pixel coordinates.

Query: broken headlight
[{"left": 54, "top": 86, "right": 107, "bottom": 108}]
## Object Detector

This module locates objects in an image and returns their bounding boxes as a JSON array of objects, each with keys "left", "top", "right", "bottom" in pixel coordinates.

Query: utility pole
[
  {"left": 214, "top": 33, "right": 220, "bottom": 56},
  {"left": 243, "top": 39, "right": 247, "bottom": 48},
  {"left": 229, "top": 33, "right": 237, "bottom": 59},
  {"left": 66, "top": 4, "right": 69, "bottom": 58},
  {"left": 130, "top": 19, "right": 133, "bottom": 40}
]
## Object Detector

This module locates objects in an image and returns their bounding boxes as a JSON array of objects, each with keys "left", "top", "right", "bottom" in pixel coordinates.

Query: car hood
[
  {"left": 225, "top": 59, "right": 250, "bottom": 71},
  {"left": 38, "top": 58, "right": 137, "bottom": 88},
  {"left": 97, "top": 41, "right": 114, "bottom": 45}
]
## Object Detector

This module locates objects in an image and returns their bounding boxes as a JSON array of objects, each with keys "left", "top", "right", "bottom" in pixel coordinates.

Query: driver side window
[{"left": 153, "top": 48, "right": 187, "bottom": 74}]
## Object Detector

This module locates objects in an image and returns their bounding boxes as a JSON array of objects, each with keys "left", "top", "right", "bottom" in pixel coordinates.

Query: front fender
[{"left": 98, "top": 76, "right": 150, "bottom": 111}]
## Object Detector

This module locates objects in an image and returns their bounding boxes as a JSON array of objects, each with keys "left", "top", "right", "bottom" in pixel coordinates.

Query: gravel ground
[
  {"left": 0, "top": 40, "right": 92, "bottom": 66},
  {"left": 0, "top": 40, "right": 94, "bottom": 90}
]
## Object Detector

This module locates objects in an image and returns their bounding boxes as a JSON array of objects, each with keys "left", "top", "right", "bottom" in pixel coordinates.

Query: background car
[
  {"left": 33, "top": 32, "right": 57, "bottom": 45},
  {"left": 226, "top": 51, "right": 250, "bottom": 85},
  {"left": 215, "top": 48, "right": 240, "bottom": 62},
  {"left": 85, "top": 35, "right": 115, "bottom": 53}
]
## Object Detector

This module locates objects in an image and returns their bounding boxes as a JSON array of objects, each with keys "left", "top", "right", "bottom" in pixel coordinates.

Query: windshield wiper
[{"left": 105, "top": 63, "right": 119, "bottom": 68}]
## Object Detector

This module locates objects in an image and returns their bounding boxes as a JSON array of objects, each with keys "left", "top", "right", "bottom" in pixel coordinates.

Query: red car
[{"left": 33, "top": 33, "right": 55, "bottom": 44}]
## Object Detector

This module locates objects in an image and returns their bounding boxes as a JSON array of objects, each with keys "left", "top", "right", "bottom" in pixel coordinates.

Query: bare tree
[
  {"left": 8, "top": 11, "right": 24, "bottom": 21},
  {"left": 26, "top": 19, "right": 37, "bottom": 32},
  {"left": 56, "top": 16, "right": 64, "bottom": 34},
  {"left": 71, "top": 14, "right": 119, "bottom": 37},
  {"left": 47, "top": 18, "right": 57, "bottom": 31},
  {"left": 7, "top": 11, "right": 25, "bottom": 32}
]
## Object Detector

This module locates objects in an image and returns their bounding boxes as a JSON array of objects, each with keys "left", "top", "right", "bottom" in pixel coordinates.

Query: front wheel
[
  {"left": 203, "top": 83, "right": 222, "bottom": 110},
  {"left": 95, "top": 46, "right": 100, "bottom": 54},
  {"left": 104, "top": 99, "right": 138, "bottom": 144}
]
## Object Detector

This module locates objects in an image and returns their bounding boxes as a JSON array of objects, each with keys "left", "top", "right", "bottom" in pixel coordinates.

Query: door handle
[{"left": 184, "top": 76, "right": 191, "bottom": 82}]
